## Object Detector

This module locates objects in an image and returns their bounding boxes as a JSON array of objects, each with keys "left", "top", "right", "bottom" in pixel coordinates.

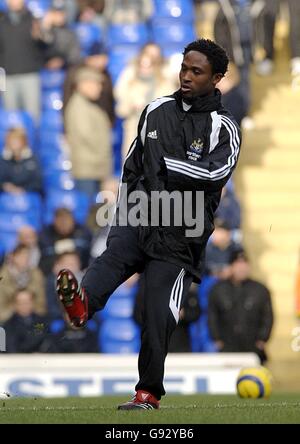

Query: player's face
[{"left": 179, "top": 51, "right": 223, "bottom": 101}]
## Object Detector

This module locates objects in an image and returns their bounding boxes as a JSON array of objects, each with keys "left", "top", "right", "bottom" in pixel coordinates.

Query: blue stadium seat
[
  {"left": 39, "top": 131, "right": 66, "bottom": 152},
  {"left": 189, "top": 314, "right": 217, "bottom": 353},
  {"left": 0, "top": 0, "right": 7, "bottom": 11},
  {"left": 0, "top": 231, "right": 18, "bottom": 253},
  {"left": 44, "top": 189, "right": 91, "bottom": 225},
  {"left": 0, "top": 192, "right": 42, "bottom": 216},
  {"left": 108, "top": 45, "right": 140, "bottom": 83},
  {"left": 198, "top": 275, "right": 218, "bottom": 311},
  {"left": 40, "top": 110, "right": 64, "bottom": 132},
  {"left": 151, "top": 19, "right": 196, "bottom": 47},
  {"left": 112, "top": 117, "right": 123, "bottom": 175},
  {"left": 0, "top": 109, "right": 36, "bottom": 149},
  {"left": 0, "top": 212, "right": 41, "bottom": 232},
  {"left": 0, "top": 241, "right": 4, "bottom": 261},
  {"left": 43, "top": 170, "right": 75, "bottom": 192},
  {"left": 101, "top": 296, "right": 135, "bottom": 320},
  {"left": 99, "top": 319, "right": 140, "bottom": 354},
  {"left": 41, "top": 90, "right": 63, "bottom": 111},
  {"left": 39, "top": 150, "right": 71, "bottom": 171},
  {"left": 26, "top": 0, "right": 51, "bottom": 18},
  {"left": 107, "top": 23, "right": 149, "bottom": 48},
  {"left": 152, "top": 0, "right": 194, "bottom": 19},
  {"left": 73, "top": 22, "right": 103, "bottom": 57},
  {"left": 40, "top": 69, "right": 66, "bottom": 91}
]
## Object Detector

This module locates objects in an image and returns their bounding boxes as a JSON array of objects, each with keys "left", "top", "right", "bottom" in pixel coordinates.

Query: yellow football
[{"left": 236, "top": 366, "right": 273, "bottom": 399}]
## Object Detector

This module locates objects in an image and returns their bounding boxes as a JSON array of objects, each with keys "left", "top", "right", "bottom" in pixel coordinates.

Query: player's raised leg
[{"left": 56, "top": 226, "right": 145, "bottom": 328}]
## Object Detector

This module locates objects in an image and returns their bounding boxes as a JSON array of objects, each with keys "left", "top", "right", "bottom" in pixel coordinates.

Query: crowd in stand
[{"left": 0, "top": 0, "right": 282, "bottom": 359}]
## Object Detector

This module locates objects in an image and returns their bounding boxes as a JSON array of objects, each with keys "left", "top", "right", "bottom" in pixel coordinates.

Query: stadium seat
[
  {"left": 39, "top": 150, "right": 71, "bottom": 171},
  {"left": 40, "top": 110, "right": 64, "bottom": 132},
  {"left": 39, "top": 131, "right": 67, "bottom": 152},
  {"left": 0, "top": 192, "right": 42, "bottom": 216},
  {"left": 107, "top": 23, "right": 149, "bottom": 48},
  {"left": 112, "top": 117, "right": 123, "bottom": 175},
  {"left": 0, "top": 212, "right": 40, "bottom": 233},
  {"left": 40, "top": 69, "right": 66, "bottom": 91},
  {"left": 44, "top": 189, "right": 90, "bottom": 225},
  {"left": 43, "top": 170, "right": 75, "bottom": 192},
  {"left": 198, "top": 275, "right": 219, "bottom": 311},
  {"left": 101, "top": 296, "right": 135, "bottom": 320},
  {"left": 73, "top": 22, "right": 104, "bottom": 57},
  {"left": 41, "top": 90, "right": 63, "bottom": 111},
  {"left": 0, "top": 0, "right": 7, "bottom": 11},
  {"left": 0, "top": 109, "right": 36, "bottom": 149},
  {"left": 0, "top": 231, "right": 18, "bottom": 253},
  {"left": 152, "top": 0, "right": 194, "bottom": 19},
  {"left": 151, "top": 19, "right": 196, "bottom": 47},
  {"left": 99, "top": 318, "right": 140, "bottom": 354},
  {"left": 108, "top": 45, "right": 140, "bottom": 83},
  {"left": 26, "top": 0, "right": 51, "bottom": 18}
]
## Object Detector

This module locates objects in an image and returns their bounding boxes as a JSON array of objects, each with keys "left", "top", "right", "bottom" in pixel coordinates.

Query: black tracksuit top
[{"left": 116, "top": 89, "right": 241, "bottom": 282}]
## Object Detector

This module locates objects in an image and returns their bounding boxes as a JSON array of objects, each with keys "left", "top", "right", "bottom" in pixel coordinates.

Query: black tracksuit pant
[{"left": 81, "top": 225, "right": 193, "bottom": 400}]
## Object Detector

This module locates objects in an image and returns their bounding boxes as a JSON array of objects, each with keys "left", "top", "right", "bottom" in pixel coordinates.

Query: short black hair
[{"left": 183, "top": 39, "right": 229, "bottom": 76}]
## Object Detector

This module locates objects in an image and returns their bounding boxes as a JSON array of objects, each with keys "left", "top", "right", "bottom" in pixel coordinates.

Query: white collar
[{"left": 182, "top": 100, "right": 192, "bottom": 112}]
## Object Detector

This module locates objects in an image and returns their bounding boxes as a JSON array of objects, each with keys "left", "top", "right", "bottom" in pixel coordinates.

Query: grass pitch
[{"left": 0, "top": 394, "right": 300, "bottom": 424}]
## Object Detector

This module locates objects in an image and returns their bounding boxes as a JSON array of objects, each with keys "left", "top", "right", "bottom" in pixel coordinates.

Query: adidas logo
[{"left": 147, "top": 130, "right": 158, "bottom": 139}]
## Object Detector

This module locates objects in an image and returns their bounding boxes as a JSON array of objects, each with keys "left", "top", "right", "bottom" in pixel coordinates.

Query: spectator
[
  {"left": 0, "top": 245, "right": 46, "bottom": 323},
  {"left": 254, "top": 0, "right": 300, "bottom": 78},
  {"left": 63, "top": 48, "right": 115, "bottom": 126},
  {"left": 0, "top": 128, "right": 42, "bottom": 194},
  {"left": 115, "top": 43, "right": 176, "bottom": 157},
  {"left": 49, "top": 316, "right": 99, "bottom": 353},
  {"left": 39, "top": 207, "right": 92, "bottom": 275},
  {"left": 215, "top": 184, "right": 241, "bottom": 232},
  {"left": 17, "top": 225, "right": 41, "bottom": 268},
  {"left": 64, "top": 67, "right": 112, "bottom": 198},
  {"left": 38, "top": 0, "right": 82, "bottom": 70},
  {"left": 46, "top": 251, "right": 84, "bottom": 319},
  {"left": 104, "top": 0, "right": 153, "bottom": 24},
  {"left": 205, "top": 218, "right": 241, "bottom": 278},
  {"left": 3, "top": 289, "right": 51, "bottom": 353},
  {"left": 134, "top": 276, "right": 201, "bottom": 352},
  {"left": 77, "top": 0, "right": 106, "bottom": 30},
  {"left": 208, "top": 249, "right": 274, "bottom": 363},
  {"left": 214, "top": 0, "right": 253, "bottom": 117},
  {"left": 0, "top": 0, "right": 45, "bottom": 121},
  {"left": 218, "top": 62, "right": 248, "bottom": 126}
]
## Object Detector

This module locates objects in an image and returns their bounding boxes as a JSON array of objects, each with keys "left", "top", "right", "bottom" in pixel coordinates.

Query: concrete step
[
  {"left": 242, "top": 232, "right": 300, "bottom": 252},
  {"left": 243, "top": 209, "right": 300, "bottom": 231},
  {"left": 239, "top": 191, "right": 300, "bottom": 210},
  {"left": 237, "top": 169, "right": 300, "bottom": 192}
]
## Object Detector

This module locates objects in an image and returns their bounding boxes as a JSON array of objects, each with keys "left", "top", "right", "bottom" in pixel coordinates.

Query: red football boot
[
  {"left": 117, "top": 390, "right": 160, "bottom": 411},
  {"left": 56, "top": 269, "right": 88, "bottom": 328}
]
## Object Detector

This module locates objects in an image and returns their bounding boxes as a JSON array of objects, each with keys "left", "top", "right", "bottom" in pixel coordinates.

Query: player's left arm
[{"left": 164, "top": 116, "right": 241, "bottom": 192}]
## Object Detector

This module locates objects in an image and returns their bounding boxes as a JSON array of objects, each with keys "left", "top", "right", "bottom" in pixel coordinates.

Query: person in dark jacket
[
  {"left": 208, "top": 249, "right": 274, "bottom": 363},
  {"left": 0, "top": 127, "right": 42, "bottom": 194},
  {"left": 134, "top": 275, "right": 201, "bottom": 353},
  {"left": 56, "top": 38, "right": 241, "bottom": 410},
  {"left": 0, "top": 0, "right": 45, "bottom": 121},
  {"left": 214, "top": 0, "right": 253, "bottom": 118},
  {"left": 3, "top": 288, "right": 51, "bottom": 353},
  {"left": 38, "top": 1, "right": 82, "bottom": 70}
]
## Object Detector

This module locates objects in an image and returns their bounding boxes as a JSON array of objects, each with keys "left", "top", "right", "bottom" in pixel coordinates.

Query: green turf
[{"left": 0, "top": 394, "right": 300, "bottom": 424}]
